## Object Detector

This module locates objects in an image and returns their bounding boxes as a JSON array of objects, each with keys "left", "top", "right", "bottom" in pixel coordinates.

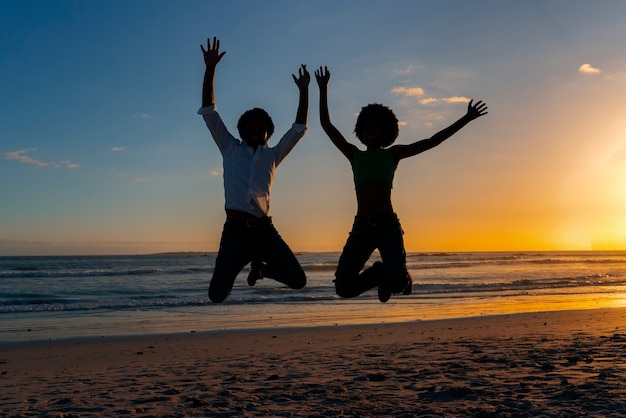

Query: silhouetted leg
[
  {"left": 334, "top": 222, "right": 381, "bottom": 298},
  {"left": 247, "top": 226, "right": 264, "bottom": 286},
  {"left": 209, "top": 222, "right": 251, "bottom": 303},
  {"left": 377, "top": 220, "right": 411, "bottom": 294},
  {"left": 259, "top": 221, "right": 306, "bottom": 290}
]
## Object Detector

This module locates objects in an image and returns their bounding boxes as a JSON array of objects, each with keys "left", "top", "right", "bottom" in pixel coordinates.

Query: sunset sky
[{"left": 2, "top": 1, "right": 626, "bottom": 255}]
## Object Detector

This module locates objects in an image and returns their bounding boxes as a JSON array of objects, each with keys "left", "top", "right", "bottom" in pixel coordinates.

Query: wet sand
[{"left": 2, "top": 307, "right": 626, "bottom": 416}]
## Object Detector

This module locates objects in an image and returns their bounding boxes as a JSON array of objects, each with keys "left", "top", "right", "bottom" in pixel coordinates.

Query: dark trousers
[
  {"left": 335, "top": 214, "right": 410, "bottom": 298},
  {"left": 209, "top": 217, "right": 306, "bottom": 303}
]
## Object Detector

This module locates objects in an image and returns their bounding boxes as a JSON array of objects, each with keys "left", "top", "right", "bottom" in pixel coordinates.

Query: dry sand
[{"left": 2, "top": 307, "right": 626, "bottom": 417}]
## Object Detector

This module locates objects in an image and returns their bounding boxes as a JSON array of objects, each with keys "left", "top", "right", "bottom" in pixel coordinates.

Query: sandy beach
[{"left": 2, "top": 308, "right": 626, "bottom": 417}]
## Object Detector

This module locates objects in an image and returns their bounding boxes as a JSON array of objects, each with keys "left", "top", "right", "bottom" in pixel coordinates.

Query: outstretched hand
[
  {"left": 200, "top": 37, "right": 226, "bottom": 69},
  {"left": 315, "top": 66, "right": 330, "bottom": 88},
  {"left": 292, "top": 64, "right": 310, "bottom": 90},
  {"left": 466, "top": 99, "right": 488, "bottom": 120}
]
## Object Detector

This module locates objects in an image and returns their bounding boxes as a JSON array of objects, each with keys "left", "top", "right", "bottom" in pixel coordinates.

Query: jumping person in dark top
[
  {"left": 198, "top": 37, "right": 310, "bottom": 303},
  {"left": 315, "top": 66, "right": 487, "bottom": 302}
]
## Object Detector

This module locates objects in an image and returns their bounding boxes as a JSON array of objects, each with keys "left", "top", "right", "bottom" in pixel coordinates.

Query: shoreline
[
  {"left": 1, "top": 303, "right": 624, "bottom": 347},
  {"left": 3, "top": 291, "right": 625, "bottom": 343},
  {"left": 3, "top": 307, "right": 626, "bottom": 415}
]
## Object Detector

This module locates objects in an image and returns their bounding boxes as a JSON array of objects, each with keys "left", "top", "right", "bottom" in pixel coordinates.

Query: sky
[{"left": 2, "top": 0, "right": 626, "bottom": 255}]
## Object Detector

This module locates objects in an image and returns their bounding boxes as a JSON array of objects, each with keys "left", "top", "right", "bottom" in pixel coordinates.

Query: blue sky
[{"left": 2, "top": 1, "right": 626, "bottom": 255}]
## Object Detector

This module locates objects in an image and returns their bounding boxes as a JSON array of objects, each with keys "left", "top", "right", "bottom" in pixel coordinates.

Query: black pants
[
  {"left": 335, "top": 214, "right": 409, "bottom": 297},
  {"left": 209, "top": 217, "right": 306, "bottom": 303}
]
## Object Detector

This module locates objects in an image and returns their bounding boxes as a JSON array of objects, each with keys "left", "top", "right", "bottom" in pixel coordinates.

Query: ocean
[{"left": 2, "top": 251, "right": 626, "bottom": 342}]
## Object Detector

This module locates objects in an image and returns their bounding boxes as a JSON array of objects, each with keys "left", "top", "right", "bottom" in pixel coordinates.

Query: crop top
[{"left": 351, "top": 148, "right": 398, "bottom": 187}]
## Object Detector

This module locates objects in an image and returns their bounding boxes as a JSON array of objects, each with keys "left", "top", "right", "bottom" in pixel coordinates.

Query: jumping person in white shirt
[{"left": 198, "top": 37, "right": 310, "bottom": 303}]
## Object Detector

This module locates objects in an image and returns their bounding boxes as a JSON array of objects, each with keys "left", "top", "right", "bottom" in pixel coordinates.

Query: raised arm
[
  {"left": 392, "top": 99, "right": 488, "bottom": 160},
  {"left": 292, "top": 64, "right": 310, "bottom": 125},
  {"left": 315, "top": 66, "right": 356, "bottom": 161},
  {"left": 200, "top": 37, "right": 226, "bottom": 107}
]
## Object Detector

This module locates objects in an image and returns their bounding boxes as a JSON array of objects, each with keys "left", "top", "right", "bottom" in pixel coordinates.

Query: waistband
[
  {"left": 354, "top": 213, "right": 399, "bottom": 226},
  {"left": 226, "top": 215, "right": 272, "bottom": 228}
]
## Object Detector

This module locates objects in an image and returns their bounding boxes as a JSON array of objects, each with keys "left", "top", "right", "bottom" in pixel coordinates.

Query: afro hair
[{"left": 354, "top": 103, "right": 399, "bottom": 147}]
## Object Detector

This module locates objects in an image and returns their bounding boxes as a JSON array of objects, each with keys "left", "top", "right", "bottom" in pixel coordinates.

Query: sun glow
[
  {"left": 560, "top": 133, "right": 626, "bottom": 251},
  {"left": 592, "top": 155, "right": 626, "bottom": 249}
]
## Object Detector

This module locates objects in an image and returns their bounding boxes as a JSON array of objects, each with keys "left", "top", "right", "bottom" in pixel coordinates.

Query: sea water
[{"left": 1, "top": 251, "right": 626, "bottom": 341}]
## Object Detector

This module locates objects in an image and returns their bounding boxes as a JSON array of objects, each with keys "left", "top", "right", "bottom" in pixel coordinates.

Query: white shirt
[{"left": 198, "top": 105, "right": 307, "bottom": 217}]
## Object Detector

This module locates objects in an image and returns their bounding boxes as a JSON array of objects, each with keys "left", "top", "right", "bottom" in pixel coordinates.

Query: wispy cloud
[
  {"left": 578, "top": 63, "right": 626, "bottom": 82},
  {"left": 134, "top": 177, "right": 150, "bottom": 182},
  {"left": 53, "top": 161, "right": 80, "bottom": 169},
  {"left": 1, "top": 148, "right": 79, "bottom": 169},
  {"left": 210, "top": 168, "right": 223, "bottom": 176},
  {"left": 419, "top": 98, "right": 439, "bottom": 105},
  {"left": 391, "top": 86, "right": 425, "bottom": 98},
  {"left": 418, "top": 96, "right": 470, "bottom": 105},
  {"left": 1, "top": 148, "right": 48, "bottom": 167},
  {"left": 133, "top": 112, "right": 152, "bottom": 120},
  {"left": 579, "top": 63, "right": 601, "bottom": 75},
  {"left": 392, "top": 86, "right": 470, "bottom": 106},
  {"left": 442, "top": 96, "right": 470, "bottom": 103},
  {"left": 393, "top": 64, "right": 423, "bottom": 75},
  {"left": 424, "top": 114, "right": 446, "bottom": 122},
  {"left": 420, "top": 113, "right": 446, "bottom": 129},
  {"left": 112, "top": 146, "right": 126, "bottom": 152}
]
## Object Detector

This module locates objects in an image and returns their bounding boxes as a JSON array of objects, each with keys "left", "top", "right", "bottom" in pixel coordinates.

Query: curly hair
[
  {"left": 354, "top": 104, "right": 399, "bottom": 147},
  {"left": 237, "top": 108, "right": 275, "bottom": 139}
]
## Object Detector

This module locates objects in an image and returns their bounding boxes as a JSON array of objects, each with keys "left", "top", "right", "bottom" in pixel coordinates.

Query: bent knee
[
  {"left": 291, "top": 273, "right": 306, "bottom": 290},
  {"left": 208, "top": 291, "right": 227, "bottom": 303},
  {"left": 334, "top": 277, "right": 354, "bottom": 298},
  {"left": 208, "top": 284, "right": 230, "bottom": 303}
]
